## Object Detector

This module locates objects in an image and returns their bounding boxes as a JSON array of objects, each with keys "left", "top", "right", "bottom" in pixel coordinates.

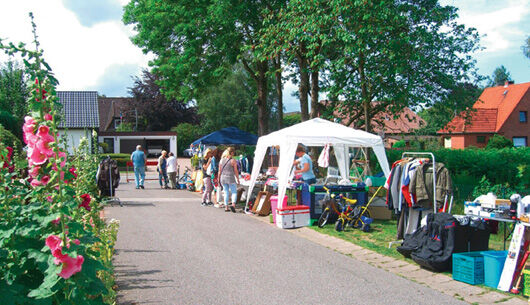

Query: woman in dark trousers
[{"left": 157, "top": 150, "right": 169, "bottom": 189}]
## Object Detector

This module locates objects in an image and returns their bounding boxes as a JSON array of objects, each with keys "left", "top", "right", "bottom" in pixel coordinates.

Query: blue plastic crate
[
  {"left": 481, "top": 250, "right": 507, "bottom": 288},
  {"left": 452, "top": 252, "right": 484, "bottom": 285}
]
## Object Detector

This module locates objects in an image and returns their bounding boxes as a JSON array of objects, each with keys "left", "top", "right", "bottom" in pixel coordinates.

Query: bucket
[
  {"left": 270, "top": 195, "right": 288, "bottom": 224},
  {"left": 482, "top": 250, "right": 507, "bottom": 288},
  {"left": 179, "top": 183, "right": 186, "bottom": 189}
]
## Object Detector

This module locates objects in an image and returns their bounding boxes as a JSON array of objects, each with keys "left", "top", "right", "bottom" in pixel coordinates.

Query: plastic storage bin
[
  {"left": 270, "top": 195, "right": 288, "bottom": 225},
  {"left": 452, "top": 252, "right": 484, "bottom": 285},
  {"left": 276, "top": 205, "right": 310, "bottom": 229},
  {"left": 482, "top": 251, "right": 507, "bottom": 288}
]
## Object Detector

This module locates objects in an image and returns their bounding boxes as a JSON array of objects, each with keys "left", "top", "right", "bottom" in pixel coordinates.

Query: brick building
[{"left": 438, "top": 81, "right": 529, "bottom": 149}]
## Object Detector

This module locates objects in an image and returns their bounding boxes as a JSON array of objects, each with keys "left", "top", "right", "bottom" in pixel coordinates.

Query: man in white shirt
[{"left": 167, "top": 152, "right": 178, "bottom": 189}]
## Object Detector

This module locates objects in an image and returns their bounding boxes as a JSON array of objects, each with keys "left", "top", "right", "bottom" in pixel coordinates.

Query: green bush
[
  {"left": 486, "top": 134, "right": 513, "bottom": 149},
  {"left": 99, "top": 153, "right": 131, "bottom": 167},
  {"left": 0, "top": 124, "right": 21, "bottom": 152},
  {"left": 380, "top": 147, "right": 530, "bottom": 199}
]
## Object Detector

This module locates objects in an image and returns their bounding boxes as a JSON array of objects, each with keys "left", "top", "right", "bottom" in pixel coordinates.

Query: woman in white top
[{"left": 166, "top": 152, "right": 178, "bottom": 189}]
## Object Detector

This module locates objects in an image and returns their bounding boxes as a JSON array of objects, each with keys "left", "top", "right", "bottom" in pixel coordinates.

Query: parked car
[{"left": 182, "top": 148, "right": 193, "bottom": 157}]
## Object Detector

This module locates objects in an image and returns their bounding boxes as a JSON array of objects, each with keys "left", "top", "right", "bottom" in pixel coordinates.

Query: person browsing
[
  {"left": 293, "top": 145, "right": 316, "bottom": 185},
  {"left": 130, "top": 145, "right": 146, "bottom": 189}
]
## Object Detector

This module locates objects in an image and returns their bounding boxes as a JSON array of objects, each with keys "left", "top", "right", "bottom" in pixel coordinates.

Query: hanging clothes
[
  {"left": 318, "top": 144, "right": 330, "bottom": 168},
  {"left": 409, "top": 162, "right": 452, "bottom": 210},
  {"left": 97, "top": 157, "right": 120, "bottom": 197}
]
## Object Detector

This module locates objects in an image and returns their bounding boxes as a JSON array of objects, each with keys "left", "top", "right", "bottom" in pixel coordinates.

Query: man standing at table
[{"left": 131, "top": 145, "right": 146, "bottom": 189}]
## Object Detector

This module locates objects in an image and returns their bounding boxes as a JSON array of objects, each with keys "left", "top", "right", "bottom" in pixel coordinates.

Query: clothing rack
[
  {"left": 388, "top": 151, "right": 453, "bottom": 248},
  {"left": 103, "top": 156, "right": 122, "bottom": 207}
]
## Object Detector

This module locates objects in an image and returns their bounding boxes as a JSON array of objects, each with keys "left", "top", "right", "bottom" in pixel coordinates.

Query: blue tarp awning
[{"left": 191, "top": 127, "right": 258, "bottom": 145}]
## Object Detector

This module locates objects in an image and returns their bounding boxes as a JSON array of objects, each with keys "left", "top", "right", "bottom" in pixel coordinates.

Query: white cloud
[
  {"left": 450, "top": 0, "right": 530, "bottom": 53},
  {"left": 0, "top": 0, "right": 151, "bottom": 95}
]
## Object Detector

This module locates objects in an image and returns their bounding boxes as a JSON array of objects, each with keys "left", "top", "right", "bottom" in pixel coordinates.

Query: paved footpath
[{"left": 106, "top": 179, "right": 526, "bottom": 305}]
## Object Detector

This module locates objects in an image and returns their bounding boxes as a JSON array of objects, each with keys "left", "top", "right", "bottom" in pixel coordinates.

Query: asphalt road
[{"left": 107, "top": 180, "right": 467, "bottom": 305}]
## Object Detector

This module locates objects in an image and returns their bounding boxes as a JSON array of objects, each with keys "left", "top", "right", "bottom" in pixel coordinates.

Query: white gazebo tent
[{"left": 245, "top": 118, "right": 391, "bottom": 210}]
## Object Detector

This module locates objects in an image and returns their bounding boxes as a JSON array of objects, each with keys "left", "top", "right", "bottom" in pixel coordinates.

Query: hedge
[
  {"left": 99, "top": 153, "right": 130, "bottom": 167},
  {"left": 385, "top": 147, "right": 529, "bottom": 187}
]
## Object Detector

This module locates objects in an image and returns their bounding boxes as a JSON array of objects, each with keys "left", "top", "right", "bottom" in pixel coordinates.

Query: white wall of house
[
  {"left": 98, "top": 135, "right": 177, "bottom": 155},
  {"left": 59, "top": 129, "right": 94, "bottom": 155}
]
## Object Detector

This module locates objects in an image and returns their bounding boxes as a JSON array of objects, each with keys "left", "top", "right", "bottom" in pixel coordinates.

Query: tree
[
  {"left": 195, "top": 67, "right": 258, "bottom": 134},
  {"left": 260, "top": 0, "right": 336, "bottom": 121},
  {"left": 488, "top": 65, "right": 513, "bottom": 87},
  {"left": 417, "top": 82, "right": 482, "bottom": 135},
  {"left": 325, "top": 0, "right": 480, "bottom": 132},
  {"left": 123, "top": 0, "right": 285, "bottom": 135},
  {"left": 128, "top": 70, "right": 198, "bottom": 131},
  {"left": 523, "top": 36, "right": 530, "bottom": 59},
  {"left": 0, "top": 60, "right": 29, "bottom": 139}
]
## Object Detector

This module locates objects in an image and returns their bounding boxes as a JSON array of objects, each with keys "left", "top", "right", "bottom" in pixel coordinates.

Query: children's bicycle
[
  {"left": 317, "top": 186, "right": 359, "bottom": 231},
  {"left": 178, "top": 166, "right": 192, "bottom": 183},
  {"left": 318, "top": 186, "right": 384, "bottom": 232}
]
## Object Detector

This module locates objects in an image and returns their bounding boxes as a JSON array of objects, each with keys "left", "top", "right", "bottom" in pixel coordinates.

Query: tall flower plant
[{"left": 0, "top": 14, "right": 112, "bottom": 304}]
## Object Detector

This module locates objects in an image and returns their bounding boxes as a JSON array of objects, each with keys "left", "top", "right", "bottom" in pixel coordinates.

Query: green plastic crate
[{"left": 523, "top": 270, "right": 530, "bottom": 297}]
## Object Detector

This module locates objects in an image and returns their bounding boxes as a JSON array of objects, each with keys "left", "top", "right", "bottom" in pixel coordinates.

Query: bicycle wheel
[
  {"left": 351, "top": 207, "right": 372, "bottom": 228},
  {"left": 335, "top": 218, "right": 345, "bottom": 232},
  {"left": 318, "top": 208, "right": 331, "bottom": 228}
]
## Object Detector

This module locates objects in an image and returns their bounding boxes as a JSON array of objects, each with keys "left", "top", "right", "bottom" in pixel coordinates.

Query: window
[
  {"left": 513, "top": 137, "right": 527, "bottom": 147},
  {"left": 520, "top": 111, "right": 528, "bottom": 123},
  {"left": 477, "top": 136, "right": 486, "bottom": 144},
  {"left": 114, "top": 118, "right": 122, "bottom": 129},
  {"left": 103, "top": 138, "right": 114, "bottom": 153}
]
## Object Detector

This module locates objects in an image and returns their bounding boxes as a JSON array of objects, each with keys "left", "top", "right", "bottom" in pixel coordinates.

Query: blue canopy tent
[{"left": 191, "top": 127, "right": 258, "bottom": 145}]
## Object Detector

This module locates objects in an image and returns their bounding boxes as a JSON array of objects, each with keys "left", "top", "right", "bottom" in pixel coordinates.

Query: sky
[{"left": 0, "top": 0, "right": 528, "bottom": 112}]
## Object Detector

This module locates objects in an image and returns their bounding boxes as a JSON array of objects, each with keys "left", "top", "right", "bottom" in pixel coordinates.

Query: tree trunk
[
  {"left": 310, "top": 70, "right": 319, "bottom": 118},
  {"left": 297, "top": 43, "right": 309, "bottom": 121},
  {"left": 275, "top": 55, "right": 283, "bottom": 128},
  {"left": 256, "top": 61, "right": 269, "bottom": 136},
  {"left": 358, "top": 52, "right": 370, "bottom": 132}
]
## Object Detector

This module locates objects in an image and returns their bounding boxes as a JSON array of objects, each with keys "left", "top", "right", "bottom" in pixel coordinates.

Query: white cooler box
[{"left": 276, "top": 205, "right": 310, "bottom": 229}]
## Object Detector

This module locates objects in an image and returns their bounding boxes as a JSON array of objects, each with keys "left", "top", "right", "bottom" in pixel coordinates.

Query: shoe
[
  {"left": 201, "top": 202, "right": 207, "bottom": 206},
  {"left": 164, "top": 186, "right": 170, "bottom": 189},
  {"left": 135, "top": 186, "right": 139, "bottom": 189},
  {"left": 214, "top": 204, "right": 220, "bottom": 208},
  {"left": 140, "top": 185, "right": 144, "bottom": 189},
  {"left": 225, "top": 209, "right": 230, "bottom": 212},
  {"left": 207, "top": 202, "right": 213, "bottom": 206},
  {"left": 230, "top": 205, "right": 236, "bottom": 213}
]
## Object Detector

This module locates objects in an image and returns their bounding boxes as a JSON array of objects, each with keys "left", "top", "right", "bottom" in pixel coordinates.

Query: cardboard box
[{"left": 368, "top": 206, "right": 392, "bottom": 220}]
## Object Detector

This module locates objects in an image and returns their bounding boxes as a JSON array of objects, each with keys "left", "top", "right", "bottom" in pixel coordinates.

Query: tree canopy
[
  {"left": 0, "top": 60, "right": 29, "bottom": 139},
  {"left": 489, "top": 65, "right": 513, "bottom": 87},
  {"left": 127, "top": 70, "right": 198, "bottom": 131}
]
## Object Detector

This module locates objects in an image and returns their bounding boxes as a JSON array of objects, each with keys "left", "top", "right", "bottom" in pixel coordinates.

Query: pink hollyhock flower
[
  {"left": 72, "top": 239, "right": 80, "bottom": 245},
  {"left": 51, "top": 216, "right": 61, "bottom": 225},
  {"left": 30, "top": 179, "right": 43, "bottom": 187},
  {"left": 29, "top": 166, "right": 40, "bottom": 178},
  {"left": 44, "top": 113, "right": 53, "bottom": 121},
  {"left": 47, "top": 196, "right": 53, "bottom": 203},
  {"left": 28, "top": 147, "right": 47, "bottom": 166},
  {"left": 45, "top": 234, "right": 63, "bottom": 257},
  {"left": 69, "top": 167, "right": 77, "bottom": 178},
  {"left": 57, "top": 254, "right": 84, "bottom": 279},
  {"left": 41, "top": 175, "right": 50, "bottom": 185},
  {"left": 79, "top": 194, "right": 91, "bottom": 211},
  {"left": 6, "top": 147, "right": 13, "bottom": 161}
]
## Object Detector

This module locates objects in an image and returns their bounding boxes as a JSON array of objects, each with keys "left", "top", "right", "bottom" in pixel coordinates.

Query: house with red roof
[{"left": 438, "top": 81, "right": 529, "bottom": 149}]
